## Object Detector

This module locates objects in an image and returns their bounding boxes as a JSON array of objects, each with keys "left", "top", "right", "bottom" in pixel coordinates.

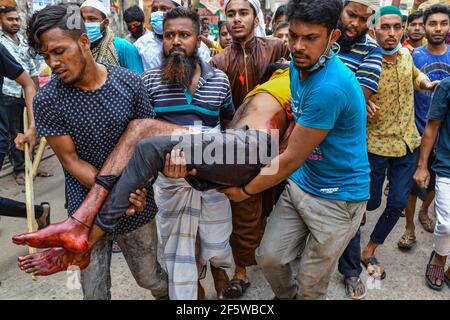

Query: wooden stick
[
  {"left": 23, "top": 108, "right": 37, "bottom": 281},
  {"left": 32, "top": 138, "right": 47, "bottom": 180}
]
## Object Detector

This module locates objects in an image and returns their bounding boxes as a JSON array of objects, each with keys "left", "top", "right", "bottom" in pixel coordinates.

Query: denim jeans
[
  {"left": 367, "top": 149, "right": 419, "bottom": 245},
  {"left": 0, "top": 95, "right": 25, "bottom": 172},
  {"left": 338, "top": 229, "right": 362, "bottom": 277}
]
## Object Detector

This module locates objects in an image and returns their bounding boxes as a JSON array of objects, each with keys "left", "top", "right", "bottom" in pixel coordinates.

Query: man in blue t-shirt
[
  {"left": 220, "top": 0, "right": 370, "bottom": 300},
  {"left": 414, "top": 78, "right": 450, "bottom": 291},
  {"left": 399, "top": 4, "right": 450, "bottom": 250}
]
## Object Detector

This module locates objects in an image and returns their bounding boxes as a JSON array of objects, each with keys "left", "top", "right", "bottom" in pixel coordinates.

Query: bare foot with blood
[
  {"left": 13, "top": 217, "right": 90, "bottom": 253},
  {"left": 18, "top": 247, "right": 91, "bottom": 276}
]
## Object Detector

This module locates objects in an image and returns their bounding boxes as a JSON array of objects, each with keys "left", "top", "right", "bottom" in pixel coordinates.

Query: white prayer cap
[
  {"left": 171, "top": 0, "right": 183, "bottom": 6},
  {"left": 348, "top": 0, "right": 379, "bottom": 13},
  {"left": 80, "top": 0, "right": 109, "bottom": 17}
]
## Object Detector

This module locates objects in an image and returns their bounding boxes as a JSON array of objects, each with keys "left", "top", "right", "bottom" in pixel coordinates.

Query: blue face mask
[
  {"left": 85, "top": 22, "right": 103, "bottom": 42},
  {"left": 381, "top": 43, "right": 402, "bottom": 56},
  {"left": 151, "top": 11, "right": 164, "bottom": 35}
]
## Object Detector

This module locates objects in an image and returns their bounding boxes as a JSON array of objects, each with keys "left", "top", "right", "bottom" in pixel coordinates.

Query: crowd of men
[{"left": 1, "top": 0, "right": 450, "bottom": 300}]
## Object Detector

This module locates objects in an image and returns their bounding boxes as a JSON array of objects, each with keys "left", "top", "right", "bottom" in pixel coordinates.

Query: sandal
[
  {"left": 397, "top": 233, "right": 416, "bottom": 250},
  {"left": 425, "top": 251, "right": 444, "bottom": 291},
  {"left": 224, "top": 278, "right": 251, "bottom": 299},
  {"left": 361, "top": 256, "right": 386, "bottom": 280},
  {"left": 419, "top": 215, "right": 435, "bottom": 233},
  {"left": 344, "top": 276, "right": 366, "bottom": 300}
]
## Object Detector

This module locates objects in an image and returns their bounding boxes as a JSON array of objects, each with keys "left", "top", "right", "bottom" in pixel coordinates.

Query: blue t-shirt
[
  {"left": 114, "top": 36, "right": 144, "bottom": 74},
  {"left": 289, "top": 56, "right": 370, "bottom": 202},
  {"left": 427, "top": 77, "right": 450, "bottom": 178},
  {"left": 413, "top": 45, "right": 450, "bottom": 135}
]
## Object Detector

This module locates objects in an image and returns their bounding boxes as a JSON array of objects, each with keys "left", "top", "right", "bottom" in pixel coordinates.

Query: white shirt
[{"left": 134, "top": 31, "right": 212, "bottom": 71}]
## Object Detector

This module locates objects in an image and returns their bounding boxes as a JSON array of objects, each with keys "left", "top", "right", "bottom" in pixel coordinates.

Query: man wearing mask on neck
[
  {"left": 334, "top": 0, "right": 382, "bottom": 300},
  {"left": 134, "top": 0, "right": 212, "bottom": 71},
  {"left": 210, "top": 0, "right": 289, "bottom": 299},
  {"left": 359, "top": 6, "right": 438, "bottom": 285},
  {"left": 80, "top": 0, "right": 144, "bottom": 73},
  {"left": 124, "top": 5, "right": 148, "bottom": 43}
]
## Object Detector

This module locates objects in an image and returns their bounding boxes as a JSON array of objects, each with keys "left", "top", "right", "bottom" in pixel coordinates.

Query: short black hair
[
  {"left": 218, "top": 20, "right": 226, "bottom": 31},
  {"left": 407, "top": 10, "right": 424, "bottom": 25},
  {"left": 423, "top": 4, "right": 450, "bottom": 25},
  {"left": 163, "top": 7, "right": 200, "bottom": 35},
  {"left": 287, "top": 0, "right": 342, "bottom": 34},
  {"left": 260, "top": 62, "right": 289, "bottom": 84},
  {"left": 0, "top": 6, "right": 17, "bottom": 15},
  {"left": 225, "top": 0, "right": 257, "bottom": 18},
  {"left": 27, "top": 4, "right": 86, "bottom": 58},
  {"left": 274, "top": 4, "right": 287, "bottom": 22},
  {"left": 123, "top": 5, "right": 144, "bottom": 23},
  {"left": 201, "top": 17, "right": 209, "bottom": 22},
  {"left": 275, "top": 21, "right": 289, "bottom": 31}
]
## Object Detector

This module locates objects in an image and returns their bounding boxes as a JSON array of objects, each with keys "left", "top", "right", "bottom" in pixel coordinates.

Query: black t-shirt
[
  {"left": 34, "top": 64, "right": 157, "bottom": 234},
  {"left": 0, "top": 43, "right": 24, "bottom": 96}
]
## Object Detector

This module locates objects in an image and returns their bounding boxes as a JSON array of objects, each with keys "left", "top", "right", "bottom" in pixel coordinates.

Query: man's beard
[
  {"left": 161, "top": 48, "right": 199, "bottom": 88},
  {"left": 337, "top": 20, "right": 368, "bottom": 50},
  {"left": 426, "top": 34, "right": 446, "bottom": 46}
]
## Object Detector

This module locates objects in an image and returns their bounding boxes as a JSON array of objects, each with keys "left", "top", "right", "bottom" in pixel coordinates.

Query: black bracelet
[
  {"left": 241, "top": 185, "right": 255, "bottom": 197},
  {"left": 95, "top": 175, "right": 120, "bottom": 191}
]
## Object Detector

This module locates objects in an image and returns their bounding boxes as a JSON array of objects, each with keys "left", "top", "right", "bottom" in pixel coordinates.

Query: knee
[{"left": 255, "top": 246, "right": 282, "bottom": 271}]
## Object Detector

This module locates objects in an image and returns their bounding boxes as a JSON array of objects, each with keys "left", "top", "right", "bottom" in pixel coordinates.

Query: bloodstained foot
[
  {"left": 12, "top": 217, "right": 89, "bottom": 253},
  {"left": 18, "top": 247, "right": 91, "bottom": 276}
]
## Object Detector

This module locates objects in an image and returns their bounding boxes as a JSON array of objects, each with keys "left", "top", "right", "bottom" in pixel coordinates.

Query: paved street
[{"left": 0, "top": 154, "right": 449, "bottom": 300}]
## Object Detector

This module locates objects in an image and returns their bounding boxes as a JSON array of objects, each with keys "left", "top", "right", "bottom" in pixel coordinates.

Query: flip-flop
[
  {"left": 425, "top": 251, "right": 444, "bottom": 291},
  {"left": 224, "top": 278, "right": 251, "bottom": 299},
  {"left": 419, "top": 215, "right": 435, "bottom": 233},
  {"left": 343, "top": 276, "right": 366, "bottom": 300},
  {"left": 361, "top": 256, "right": 386, "bottom": 280},
  {"left": 37, "top": 171, "right": 54, "bottom": 177},
  {"left": 397, "top": 233, "right": 416, "bottom": 250}
]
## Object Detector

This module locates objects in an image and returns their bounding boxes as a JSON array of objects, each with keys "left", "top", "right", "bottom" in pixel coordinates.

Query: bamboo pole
[
  {"left": 32, "top": 138, "right": 47, "bottom": 179},
  {"left": 23, "top": 108, "right": 37, "bottom": 281}
]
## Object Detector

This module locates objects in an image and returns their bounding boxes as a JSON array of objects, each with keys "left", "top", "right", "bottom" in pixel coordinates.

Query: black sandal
[
  {"left": 425, "top": 251, "right": 444, "bottom": 291},
  {"left": 223, "top": 278, "right": 251, "bottom": 299},
  {"left": 344, "top": 276, "right": 366, "bottom": 300}
]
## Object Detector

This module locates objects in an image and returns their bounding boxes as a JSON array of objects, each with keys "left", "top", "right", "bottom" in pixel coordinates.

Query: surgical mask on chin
[
  {"left": 301, "top": 30, "right": 340, "bottom": 73},
  {"left": 381, "top": 42, "right": 401, "bottom": 56},
  {"left": 151, "top": 11, "right": 164, "bottom": 35},
  {"left": 85, "top": 22, "right": 103, "bottom": 42}
]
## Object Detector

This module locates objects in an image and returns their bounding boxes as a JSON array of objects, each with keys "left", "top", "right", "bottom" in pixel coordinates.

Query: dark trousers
[
  {"left": 0, "top": 196, "right": 43, "bottom": 219},
  {"left": 0, "top": 95, "right": 25, "bottom": 172},
  {"left": 97, "top": 129, "right": 272, "bottom": 233},
  {"left": 368, "top": 150, "right": 418, "bottom": 244},
  {"left": 338, "top": 149, "right": 419, "bottom": 277},
  {"left": 338, "top": 229, "right": 362, "bottom": 277}
]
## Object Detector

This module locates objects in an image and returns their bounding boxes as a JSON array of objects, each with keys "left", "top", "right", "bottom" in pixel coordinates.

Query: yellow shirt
[
  {"left": 245, "top": 68, "right": 291, "bottom": 115},
  {"left": 418, "top": 0, "right": 450, "bottom": 10},
  {"left": 367, "top": 48, "right": 428, "bottom": 157}
]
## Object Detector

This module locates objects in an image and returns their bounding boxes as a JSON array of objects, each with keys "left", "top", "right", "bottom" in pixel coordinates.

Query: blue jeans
[
  {"left": 0, "top": 95, "right": 25, "bottom": 172},
  {"left": 368, "top": 150, "right": 418, "bottom": 245},
  {"left": 338, "top": 229, "right": 362, "bottom": 277}
]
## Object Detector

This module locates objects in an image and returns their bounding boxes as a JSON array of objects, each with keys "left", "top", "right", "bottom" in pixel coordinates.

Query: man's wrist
[{"left": 241, "top": 184, "right": 256, "bottom": 197}]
